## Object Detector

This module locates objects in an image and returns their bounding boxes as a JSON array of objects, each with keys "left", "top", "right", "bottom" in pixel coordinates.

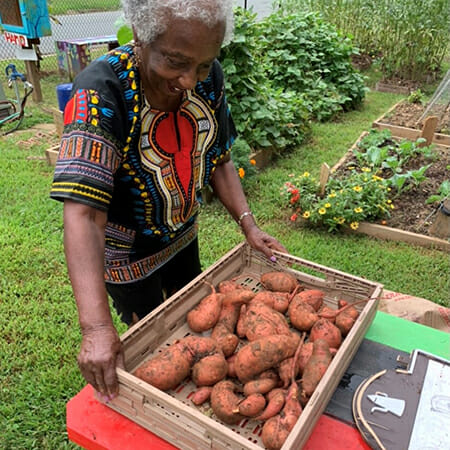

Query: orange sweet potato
[
  {"left": 210, "top": 380, "right": 243, "bottom": 424},
  {"left": 288, "top": 300, "right": 319, "bottom": 332},
  {"left": 235, "top": 333, "right": 301, "bottom": 383},
  {"left": 296, "top": 341, "right": 314, "bottom": 375},
  {"left": 335, "top": 311, "right": 357, "bottom": 336},
  {"left": 291, "top": 289, "right": 325, "bottom": 312},
  {"left": 261, "top": 381, "right": 302, "bottom": 450},
  {"left": 191, "top": 352, "right": 228, "bottom": 386},
  {"left": 260, "top": 271, "right": 299, "bottom": 293},
  {"left": 235, "top": 393, "right": 267, "bottom": 417},
  {"left": 240, "top": 302, "right": 291, "bottom": 341},
  {"left": 243, "top": 377, "right": 279, "bottom": 396},
  {"left": 251, "top": 291, "right": 290, "bottom": 313},
  {"left": 301, "top": 339, "right": 332, "bottom": 397},
  {"left": 211, "top": 302, "right": 241, "bottom": 357},
  {"left": 134, "top": 336, "right": 220, "bottom": 391},
  {"left": 309, "top": 318, "right": 342, "bottom": 349},
  {"left": 222, "top": 288, "right": 256, "bottom": 307},
  {"left": 186, "top": 283, "right": 224, "bottom": 333},
  {"left": 254, "top": 388, "right": 286, "bottom": 421},
  {"left": 318, "top": 305, "right": 336, "bottom": 323},
  {"left": 190, "top": 386, "right": 213, "bottom": 406},
  {"left": 226, "top": 354, "right": 237, "bottom": 378}
]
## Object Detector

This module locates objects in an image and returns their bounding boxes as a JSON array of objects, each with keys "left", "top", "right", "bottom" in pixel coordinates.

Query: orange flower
[
  {"left": 238, "top": 167, "right": 245, "bottom": 178},
  {"left": 250, "top": 159, "right": 256, "bottom": 165},
  {"left": 290, "top": 213, "right": 298, "bottom": 221}
]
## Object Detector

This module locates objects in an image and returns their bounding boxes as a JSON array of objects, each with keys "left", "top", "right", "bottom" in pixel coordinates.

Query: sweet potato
[
  {"left": 210, "top": 380, "right": 243, "bottom": 424},
  {"left": 301, "top": 339, "right": 332, "bottom": 397},
  {"left": 278, "top": 331, "right": 307, "bottom": 387},
  {"left": 186, "top": 283, "right": 224, "bottom": 333},
  {"left": 190, "top": 386, "right": 213, "bottom": 406},
  {"left": 240, "top": 302, "right": 291, "bottom": 341},
  {"left": 191, "top": 352, "right": 228, "bottom": 386},
  {"left": 236, "top": 304, "right": 247, "bottom": 338},
  {"left": 291, "top": 289, "right": 325, "bottom": 311},
  {"left": 222, "top": 288, "right": 256, "bottom": 307},
  {"left": 226, "top": 354, "right": 237, "bottom": 378},
  {"left": 260, "top": 271, "right": 299, "bottom": 293},
  {"left": 235, "top": 333, "right": 301, "bottom": 383},
  {"left": 309, "top": 318, "right": 342, "bottom": 349},
  {"left": 254, "top": 388, "right": 286, "bottom": 421},
  {"left": 318, "top": 305, "right": 336, "bottom": 323},
  {"left": 296, "top": 341, "right": 314, "bottom": 375},
  {"left": 288, "top": 300, "right": 319, "bottom": 332},
  {"left": 251, "top": 291, "right": 290, "bottom": 313},
  {"left": 335, "top": 310, "right": 358, "bottom": 336},
  {"left": 134, "top": 336, "right": 220, "bottom": 391},
  {"left": 211, "top": 302, "right": 241, "bottom": 356},
  {"left": 243, "top": 377, "right": 279, "bottom": 396},
  {"left": 261, "top": 381, "right": 302, "bottom": 450},
  {"left": 235, "top": 393, "right": 267, "bottom": 417}
]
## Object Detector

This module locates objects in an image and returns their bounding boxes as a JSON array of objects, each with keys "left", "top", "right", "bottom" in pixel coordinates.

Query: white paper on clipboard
[{"left": 408, "top": 358, "right": 450, "bottom": 450}]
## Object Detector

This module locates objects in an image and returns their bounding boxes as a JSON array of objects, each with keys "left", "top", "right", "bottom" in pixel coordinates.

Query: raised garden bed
[
  {"left": 331, "top": 132, "right": 449, "bottom": 252},
  {"left": 372, "top": 100, "right": 450, "bottom": 148}
]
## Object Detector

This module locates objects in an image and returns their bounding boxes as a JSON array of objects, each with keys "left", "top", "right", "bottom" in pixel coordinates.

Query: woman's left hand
[{"left": 242, "top": 223, "right": 288, "bottom": 261}]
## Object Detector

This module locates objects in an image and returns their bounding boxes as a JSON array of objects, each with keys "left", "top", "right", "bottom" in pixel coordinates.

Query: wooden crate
[{"left": 106, "top": 242, "right": 382, "bottom": 450}]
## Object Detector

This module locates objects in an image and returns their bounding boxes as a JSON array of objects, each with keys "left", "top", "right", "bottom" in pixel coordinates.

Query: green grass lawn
[{"left": 0, "top": 57, "right": 448, "bottom": 449}]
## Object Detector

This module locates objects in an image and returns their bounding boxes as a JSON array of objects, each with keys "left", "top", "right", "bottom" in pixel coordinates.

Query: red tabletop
[{"left": 67, "top": 384, "right": 370, "bottom": 450}]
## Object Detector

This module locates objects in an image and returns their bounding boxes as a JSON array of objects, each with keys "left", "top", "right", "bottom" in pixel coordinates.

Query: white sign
[{"left": 3, "top": 31, "right": 28, "bottom": 47}]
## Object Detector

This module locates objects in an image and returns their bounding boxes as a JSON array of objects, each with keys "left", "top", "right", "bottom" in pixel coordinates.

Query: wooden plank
[
  {"left": 319, "top": 162, "right": 330, "bottom": 196},
  {"left": 352, "top": 222, "right": 450, "bottom": 252},
  {"left": 45, "top": 145, "right": 59, "bottom": 166},
  {"left": 249, "top": 147, "right": 273, "bottom": 169},
  {"left": 420, "top": 116, "right": 439, "bottom": 146}
]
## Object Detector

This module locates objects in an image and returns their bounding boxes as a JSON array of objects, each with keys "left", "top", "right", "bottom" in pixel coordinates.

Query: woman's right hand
[{"left": 77, "top": 325, "right": 125, "bottom": 400}]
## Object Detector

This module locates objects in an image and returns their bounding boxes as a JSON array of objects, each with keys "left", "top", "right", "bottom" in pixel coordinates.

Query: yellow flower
[
  {"left": 350, "top": 221, "right": 359, "bottom": 230},
  {"left": 387, "top": 199, "right": 392, "bottom": 204},
  {"left": 302, "top": 171, "right": 310, "bottom": 177},
  {"left": 372, "top": 175, "right": 383, "bottom": 181},
  {"left": 250, "top": 159, "right": 256, "bottom": 165},
  {"left": 303, "top": 211, "right": 311, "bottom": 218},
  {"left": 238, "top": 168, "right": 245, "bottom": 178},
  {"left": 338, "top": 217, "right": 345, "bottom": 224},
  {"left": 353, "top": 186, "right": 362, "bottom": 192},
  {"left": 354, "top": 207, "right": 363, "bottom": 213},
  {"left": 318, "top": 207, "right": 326, "bottom": 215},
  {"left": 325, "top": 203, "right": 331, "bottom": 208},
  {"left": 328, "top": 192, "right": 337, "bottom": 198},
  {"left": 390, "top": 204, "right": 395, "bottom": 209},
  {"left": 362, "top": 167, "right": 371, "bottom": 172}
]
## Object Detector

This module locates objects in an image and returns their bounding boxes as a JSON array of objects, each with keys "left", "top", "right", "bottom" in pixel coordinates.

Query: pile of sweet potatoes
[{"left": 133, "top": 271, "right": 362, "bottom": 450}]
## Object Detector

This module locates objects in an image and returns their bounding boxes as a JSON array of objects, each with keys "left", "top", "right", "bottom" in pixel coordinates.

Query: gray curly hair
[{"left": 121, "top": 0, "right": 234, "bottom": 45}]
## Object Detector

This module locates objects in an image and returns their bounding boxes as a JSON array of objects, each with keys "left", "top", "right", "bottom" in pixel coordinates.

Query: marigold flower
[
  {"left": 303, "top": 211, "right": 311, "bottom": 218},
  {"left": 328, "top": 192, "right": 337, "bottom": 198},
  {"left": 350, "top": 221, "right": 359, "bottom": 230},
  {"left": 338, "top": 217, "right": 345, "bottom": 224},
  {"left": 290, "top": 194, "right": 300, "bottom": 204},
  {"left": 318, "top": 207, "right": 326, "bottom": 215},
  {"left": 250, "top": 159, "right": 256, "bottom": 165},
  {"left": 325, "top": 203, "right": 331, "bottom": 208},
  {"left": 353, "top": 186, "right": 362, "bottom": 192},
  {"left": 302, "top": 171, "right": 310, "bottom": 177},
  {"left": 290, "top": 213, "right": 298, "bottom": 221},
  {"left": 354, "top": 207, "right": 363, "bottom": 213},
  {"left": 238, "top": 168, "right": 245, "bottom": 178}
]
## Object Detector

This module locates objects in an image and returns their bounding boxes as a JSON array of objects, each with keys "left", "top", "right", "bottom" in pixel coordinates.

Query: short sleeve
[{"left": 50, "top": 58, "right": 130, "bottom": 211}]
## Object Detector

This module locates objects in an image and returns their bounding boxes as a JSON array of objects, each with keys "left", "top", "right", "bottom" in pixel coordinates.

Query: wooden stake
[
  {"left": 419, "top": 116, "right": 438, "bottom": 147},
  {"left": 319, "top": 163, "right": 330, "bottom": 197}
]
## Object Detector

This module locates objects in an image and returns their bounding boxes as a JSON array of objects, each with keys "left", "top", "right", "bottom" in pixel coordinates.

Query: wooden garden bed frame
[
  {"left": 323, "top": 132, "right": 450, "bottom": 252},
  {"left": 372, "top": 100, "right": 450, "bottom": 148}
]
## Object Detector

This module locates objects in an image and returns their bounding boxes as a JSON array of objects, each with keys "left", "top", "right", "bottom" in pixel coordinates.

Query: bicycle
[{"left": 0, "top": 64, "right": 34, "bottom": 136}]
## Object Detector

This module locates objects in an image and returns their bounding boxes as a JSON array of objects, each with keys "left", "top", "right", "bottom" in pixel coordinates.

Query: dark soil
[
  {"left": 334, "top": 138, "right": 449, "bottom": 237},
  {"left": 380, "top": 101, "right": 450, "bottom": 135}
]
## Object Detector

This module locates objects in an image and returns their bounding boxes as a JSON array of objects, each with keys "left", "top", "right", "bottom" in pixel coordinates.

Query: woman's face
[{"left": 137, "top": 17, "right": 225, "bottom": 108}]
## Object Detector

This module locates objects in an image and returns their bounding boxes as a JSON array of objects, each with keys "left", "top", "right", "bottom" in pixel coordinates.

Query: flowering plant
[{"left": 283, "top": 168, "right": 394, "bottom": 231}]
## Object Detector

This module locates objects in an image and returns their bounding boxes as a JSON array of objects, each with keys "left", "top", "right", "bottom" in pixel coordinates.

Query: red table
[{"left": 67, "top": 384, "right": 369, "bottom": 450}]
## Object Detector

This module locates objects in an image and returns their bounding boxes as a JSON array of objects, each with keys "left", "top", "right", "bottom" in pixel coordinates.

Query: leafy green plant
[
  {"left": 407, "top": 89, "right": 425, "bottom": 104},
  {"left": 426, "top": 180, "right": 450, "bottom": 204}
]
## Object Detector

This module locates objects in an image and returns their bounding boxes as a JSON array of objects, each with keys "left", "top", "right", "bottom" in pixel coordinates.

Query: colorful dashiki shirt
[{"left": 50, "top": 45, "right": 236, "bottom": 283}]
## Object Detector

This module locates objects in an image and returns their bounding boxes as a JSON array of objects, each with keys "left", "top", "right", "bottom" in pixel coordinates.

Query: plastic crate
[{"left": 107, "top": 242, "right": 383, "bottom": 449}]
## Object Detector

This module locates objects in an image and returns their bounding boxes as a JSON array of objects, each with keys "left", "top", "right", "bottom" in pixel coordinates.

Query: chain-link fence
[{"left": 0, "top": 0, "right": 270, "bottom": 61}]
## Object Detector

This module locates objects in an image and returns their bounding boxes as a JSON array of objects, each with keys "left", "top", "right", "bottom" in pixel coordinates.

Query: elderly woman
[{"left": 50, "top": 0, "right": 286, "bottom": 399}]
